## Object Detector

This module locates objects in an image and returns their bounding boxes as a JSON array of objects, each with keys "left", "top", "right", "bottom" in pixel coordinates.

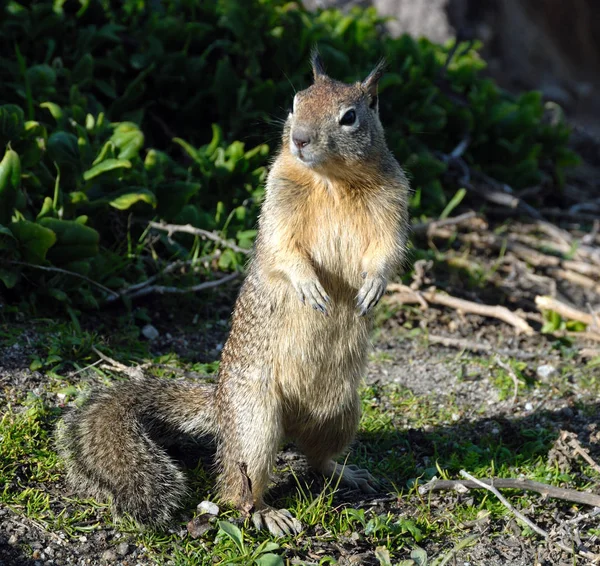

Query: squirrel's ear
[
  {"left": 362, "top": 58, "right": 387, "bottom": 110},
  {"left": 311, "top": 48, "right": 327, "bottom": 82}
]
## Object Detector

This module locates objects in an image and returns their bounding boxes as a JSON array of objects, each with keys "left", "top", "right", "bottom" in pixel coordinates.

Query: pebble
[
  {"left": 141, "top": 324, "right": 159, "bottom": 340},
  {"left": 525, "top": 402, "right": 533, "bottom": 411},
  {"left": 536, "top": 364, "right": 557, "bottom": 379},
  {"left": 116, "top": 542, "right": 131, "bottom": 556},
  {"left": 197, "top": 500, "right": 220, "bottom": 516},
  {"left": 102, "top": 549, "right": 118, "bottom": 562},
  {"left": 8, "top": 534, "right": 18, "bottom": 544}
]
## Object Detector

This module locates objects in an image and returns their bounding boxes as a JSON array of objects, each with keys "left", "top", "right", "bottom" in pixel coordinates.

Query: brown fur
[{"left": 56, "top": 55, "right": 409, "bottom": 534}]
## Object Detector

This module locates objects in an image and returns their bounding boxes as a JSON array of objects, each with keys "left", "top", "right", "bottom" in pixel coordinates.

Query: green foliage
[
  {"left": 214, "top": 521, "right": 284, "bottom": 565},
  {"left": 0, "top": 0, "right": 579, "bottom": 310}
]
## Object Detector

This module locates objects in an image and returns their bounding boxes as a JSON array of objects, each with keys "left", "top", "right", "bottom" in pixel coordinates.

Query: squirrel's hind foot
[
  {"left": 251, "top": 507, "right": 303, "bottom": 537},
  {"left": 326, "top": 461, "right": 378, "bottom": 494}
]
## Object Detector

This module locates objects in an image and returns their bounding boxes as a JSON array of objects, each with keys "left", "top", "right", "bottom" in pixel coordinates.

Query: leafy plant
[
  {"left": 0, "top": 0, "right": 579, "bottom": 312},
  {"left": 215, "top": 521, "right": 284, "bottom": 565}
]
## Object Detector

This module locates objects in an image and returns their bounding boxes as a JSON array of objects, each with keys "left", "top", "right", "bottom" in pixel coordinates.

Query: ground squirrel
[{"left": 56, "top": 52, "right": 409, "bottom": 537}]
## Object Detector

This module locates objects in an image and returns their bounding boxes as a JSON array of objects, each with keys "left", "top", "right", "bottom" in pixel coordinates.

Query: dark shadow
[{"left": 0, "top": 532, "right": 38, "bottom": 566}]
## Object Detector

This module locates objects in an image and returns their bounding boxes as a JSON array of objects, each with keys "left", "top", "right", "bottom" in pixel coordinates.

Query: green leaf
[
  {"left": 410, "top": 547, "right": 428, "bottom": 566},
  {"left": 255, "top": 554, "right": 284, "bottom": 566},
  {"left": 36, "top": 196, "right": 55, "bottom": 219},
  {"left": 0, "top": 267, "right": 19, "bottom": 289},
  {"left": 0, "top": 146, "right": 22, "bottom": 225},
  {"left": 38, "top": 218, "right": 99, "bottom": 263},
  {"left": 47, "top": 132, "right": 80, "bottom": 169},
  {"left": 439, "top": 188, "right": 467, "bottom": 220},
  {"left": 375, "top": 547, "right": 394, "bottom": 566},
  {"left": 108, "top": 188, "right": 157, "bottom": 210},
  {"left": 40, "top": 102, "right": 63, "bottom": 122},
  {"left": 217, "top": 521, "right": 244, "bottom": 553},
  {"left": 0, "top": 225, "right": 17, "bottom": 253},
  {"left": 0, "top": 105, "right": 25, "bottom": 143},
  {"left": 9, "top": 220, "right": 57, "bottom": 263},
  {"left": 110, "top": 122, "right": 144, "bottom": 160},
  {"left": 155, "top": 181, "right": 201, "bottom": 220},
  {"left": 83, "top": 158, "right": 132, "bottom": 181}
]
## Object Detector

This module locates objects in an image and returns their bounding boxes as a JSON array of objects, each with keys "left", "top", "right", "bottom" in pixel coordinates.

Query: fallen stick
[
  {"left": 7, "top": 260, "right": 119, "bottom": 299},
  {"left": 106, "top": 255, "right": 216, "bottom": 303},
  {"left": 387, "top": 283, "right": 535, "bottom": 335},
  {"left": 455, "top": 471, "right": 600, "bottom": 562},
  {"left": 535, "top": 295, "right": 598, "bottom": 328},
  {"left": 119, "top": 272, "right": 239, "bottom": 301},
  {"left": 419, "top": 476, "right": 600, "bottom": 508},
  {"left": 412, "top": 211, "right": 480, "bottom": 237},
  {"left": 560, "top": 431, "right": 600, "bottom": 475},
  {"left": 149, "top": 221, "right": 251, "bottom": 255},
  {"left": 424, "top": 334, "right": 537, "bottom": 359},
  {"left": 548, "top": 268, "right": 600, "bottom": 294}
]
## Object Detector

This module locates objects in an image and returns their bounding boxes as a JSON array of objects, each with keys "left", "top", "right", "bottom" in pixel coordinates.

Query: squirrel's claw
[
  {"left": 356, "top": 275, "right": 387, "bottom": 316},
  {"left": 325, "top": 461, "right": 379, "bottom": 494},
  {"left": 252, "top": 507, "right": 303, "bottom": 537},
  {"left": 294, "top": 278, "right": 330, "bottom": 315}
]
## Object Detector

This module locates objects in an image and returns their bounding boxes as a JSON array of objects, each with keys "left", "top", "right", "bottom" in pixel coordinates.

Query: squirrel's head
[{"left": 284, "top": 51, "right": 387, "bottom": 173}]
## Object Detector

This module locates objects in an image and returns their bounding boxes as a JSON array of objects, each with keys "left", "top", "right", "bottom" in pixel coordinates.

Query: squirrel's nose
[{"left": 292, "top": 129, "right": 311, "bottom": 149}]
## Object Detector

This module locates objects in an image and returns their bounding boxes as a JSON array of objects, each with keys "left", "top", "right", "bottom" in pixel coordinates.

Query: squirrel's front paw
[
  {"left": 293, "top": 278, "right": 330, "bottom": 315},
  {"left": 356, "top": 273, "right": 387, "bottom": 316}
]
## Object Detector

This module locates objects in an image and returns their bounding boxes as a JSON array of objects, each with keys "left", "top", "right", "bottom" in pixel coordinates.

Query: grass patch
[{"left": 1, "top": 316, "right": 599, "bottom": 564}]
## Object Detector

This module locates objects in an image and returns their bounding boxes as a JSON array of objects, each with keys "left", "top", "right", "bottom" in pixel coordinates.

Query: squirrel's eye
[{"left": 340, "top": 109, "right": 356, "bottom": 126}]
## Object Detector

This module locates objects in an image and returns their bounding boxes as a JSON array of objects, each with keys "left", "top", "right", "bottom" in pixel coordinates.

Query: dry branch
[
  {"left": 387, "top": 283, "right": 535, "bottom": 335},
  {"left": 443, "top": 471, "right": 600, "bottom": 562},
  {"left": 560, "top": 431, "right": 600, "bottom": 475},
  {"left": 419, "top": 475, "right": 600, "bottom": 508},
  {"left": 120, "top": 272, "right": 239, "bottom": 301},
  {"left": 548, "top": 268, "right": 600, "bottom": 294},
  {"left": 412, "top": 211, "right": 480, "bottom": 237},
  {"left": 149, "top": 221, "right": 251, "bottom": 255},
  {"left": 7, "top": 260, "right": 119, "bottom": 299},
  {"left": 535, "top": 295, "right": 598, "bottom": 328}
]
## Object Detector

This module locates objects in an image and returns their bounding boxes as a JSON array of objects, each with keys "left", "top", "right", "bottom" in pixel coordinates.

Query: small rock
[
  {"left": 187, "top": 515, "right": 213, "bottom": 538},
  {"left": 197, "top": 500, "right": 220, "bottom": 516},
  {"left": 141, "top": 324, "right": 160, "bottom": 340},
  {"left": 102, "top": 549, "right": 118, "bottom": 562},
  {"left": 536, "top": 365, "right": 557, "bottom": 380},
  {"left": 8, "top": 534, "right": 18, "bottom": 544},
  {"left": 32, "top": 550, "right": 42, "bottom": 560},
  {"left": 116, "top": 542, "right": 131, "bottom": 556},
  {"left": 525, "top": 402, "right": 533, "bottom": 411}
]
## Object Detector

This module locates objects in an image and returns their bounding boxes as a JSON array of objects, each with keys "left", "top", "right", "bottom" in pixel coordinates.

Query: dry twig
[
  {"left": 149, "top": 221, "right": 250, "bottom": 255},
  {"left": 560, "top": 431, "right": 600, "bottom": 475},
  {"left": 535, "top": 295, "right": 598, "bottom": 329},
  {"left": 92, "top": 346, "right": 146, "bottom": 380},
  {"left": 387, "top": 283, "right": 535, "bottom": 335},
  {"left": 6, "top": 260, "right": 119, "bottom": 298},
  {"left": 419, "top": 475, "right": 600, "bottom": 508},
  {"left": 412, "top": 211, "right": 479, "bottom": 236},
  {"left": 118, "top": 272, "right": 239, "bottom": 301},
  {"left": 455, "top": 470, "right": 600, "bottom": 562}
]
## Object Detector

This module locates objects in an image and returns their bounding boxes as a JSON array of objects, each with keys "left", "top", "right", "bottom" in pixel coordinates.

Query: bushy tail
[{"left": 56, "top": 377, "right": 217, "bottom": 527}]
